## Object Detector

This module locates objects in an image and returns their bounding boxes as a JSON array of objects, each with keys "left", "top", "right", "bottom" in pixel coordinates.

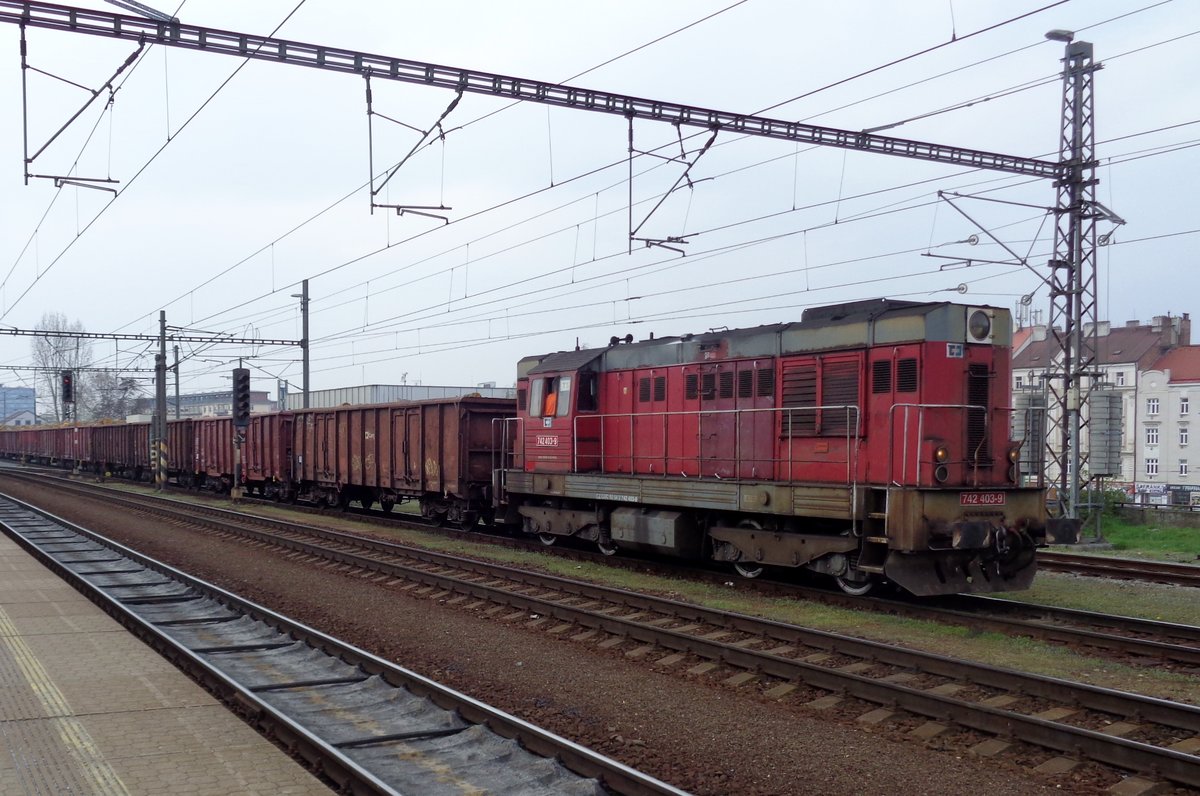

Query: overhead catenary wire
[{"left": 7, "top": 2, "right": 1190, "bottom": 391}]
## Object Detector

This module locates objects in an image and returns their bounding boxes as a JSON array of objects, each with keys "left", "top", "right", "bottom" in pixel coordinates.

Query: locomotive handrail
[
  {"left": 1007, "top": 403, "right": 1048, "bottom": 489},
  {"left": 887, "top": 403, "right": 988, "bottom": 487},
  {"left": 569, "top": 404, "right": 861, "bottom": 486}
]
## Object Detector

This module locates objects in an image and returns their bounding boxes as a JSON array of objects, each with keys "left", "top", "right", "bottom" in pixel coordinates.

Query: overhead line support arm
[{"left": 0, "top": 0, "right": 1063, "bottom": 180}]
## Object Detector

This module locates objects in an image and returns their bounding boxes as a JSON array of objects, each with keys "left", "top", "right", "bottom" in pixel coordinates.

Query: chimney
[
  {"left": 1152, "top": 315, "right": 1168, "bottom": 332},
  {"left": 1125, "top": 320, "right": 1140, "bottom": 329},
  {"left": 1181, "top": 313, "right": 1191, "bottom": 346}
]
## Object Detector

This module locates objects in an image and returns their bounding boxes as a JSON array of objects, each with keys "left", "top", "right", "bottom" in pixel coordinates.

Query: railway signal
[
  {"left": 232, "top": 368, "right": 251, "bottom": 427},
  {"left": 60, "top": 370, "right": 74, "bottom": 403}
]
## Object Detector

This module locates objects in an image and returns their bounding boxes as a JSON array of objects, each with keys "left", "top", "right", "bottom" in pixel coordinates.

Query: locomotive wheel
[
  {"left": 597, "top": 539, "right": 619, "bottom": 556},
  {"left": 538, "top": 533, "right": 557, "bottom": 547},
  {"left": 734, "top": 561, "right": 764, "bottom": 579},
  {"left": 835, "top": 574, "right": 876, "bottom": 596},
  {"left": 732, "top": 519, "right": 764, "bottom": 578}
]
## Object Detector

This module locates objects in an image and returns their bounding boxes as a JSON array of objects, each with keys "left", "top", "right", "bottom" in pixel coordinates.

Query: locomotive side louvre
[{"left": 502, "top": 299, "right": 1078, "bottom": 596}]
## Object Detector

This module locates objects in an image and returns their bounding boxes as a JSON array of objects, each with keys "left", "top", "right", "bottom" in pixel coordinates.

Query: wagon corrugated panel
[
  {"left": 245, "top": 412, "right": 292, "bottom": 485},
  {"left": 64, "top": 425, "right": 94, "bottom": 464},
  {"left": 92, "top": 423, "right": 150, "bottom": 473},
  {"left": 291, "top": 405, "right": 396, "bottom": 488},
  {"left": 398, "top": 397, "right": 516, "bottom": 498},
  {"left": 165, "top": 419, "right": 194, "bottom": 477},
  {"left": 193, "top": 417, "right": 233, "bottom": 478}
]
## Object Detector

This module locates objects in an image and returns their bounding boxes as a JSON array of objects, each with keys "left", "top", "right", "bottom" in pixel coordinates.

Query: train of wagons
[{"left": 0, "top": 299, "right": 1078, "bottom": 596}]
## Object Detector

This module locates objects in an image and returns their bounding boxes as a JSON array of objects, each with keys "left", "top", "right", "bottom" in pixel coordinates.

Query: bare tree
[
  {"left": 31, "top": 312, "right": 94, "bottom": 422},
  {"left": 85, "top": 372, "right": 145, "bottom": 420}
]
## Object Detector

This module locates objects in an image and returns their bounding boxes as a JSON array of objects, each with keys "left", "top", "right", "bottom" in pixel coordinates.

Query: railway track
[
  {"left": 12, "top": 475, "right": 1200, "bottom": 789},
  {"left": 1038, "top": 550, "right": 1200, "bottom": 588},
  {"left": 0, "top": 492, "right": 683, "bottom": 796},
  {"left": 7, "top": 467, "right": 1200, "bottom": 670}
]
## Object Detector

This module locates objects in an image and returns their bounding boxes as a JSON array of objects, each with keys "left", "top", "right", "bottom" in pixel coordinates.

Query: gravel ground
[{"left": 0, "top": 478, "right": 1131, "bottom": 795}]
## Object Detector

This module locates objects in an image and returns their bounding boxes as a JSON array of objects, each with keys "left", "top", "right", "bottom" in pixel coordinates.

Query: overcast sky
[{"left": 0, "top": 0, "right": 1196, "bottom": 399}]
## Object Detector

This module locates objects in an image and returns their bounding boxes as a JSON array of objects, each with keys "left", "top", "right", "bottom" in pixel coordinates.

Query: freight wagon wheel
[
  {"left": 538, "top": 533, "right": 557, "bottom": 547},
  {"left": 380, "top": 498, "right": 396, "bottom": 514},
  {"left": 597, "top": 539, "right": 619, "bottom": 556}
]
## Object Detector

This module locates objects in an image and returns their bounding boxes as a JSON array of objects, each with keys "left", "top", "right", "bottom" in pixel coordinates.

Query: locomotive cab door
[{"left": 525, "top": 372, "right": 575, "bottom": 473}]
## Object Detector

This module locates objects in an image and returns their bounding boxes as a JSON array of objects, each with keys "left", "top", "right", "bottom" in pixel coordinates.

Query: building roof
[
  {"left": 1149, "top": 346, "right": 1200, "bottom": 383},
  {"left": 1013, "top": 325, "right": 1175, "bottom": 371}
]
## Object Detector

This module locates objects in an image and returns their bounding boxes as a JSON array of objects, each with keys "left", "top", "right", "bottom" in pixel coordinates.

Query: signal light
[
  {"left": 232, "top": 368, "right": 251, "bottom": 427},
  {"left": 60, "top": 370, "right": 75, "bottom": 403}
]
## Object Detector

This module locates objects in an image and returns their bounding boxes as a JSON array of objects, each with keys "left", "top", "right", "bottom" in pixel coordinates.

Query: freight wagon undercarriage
[{"left": 500, "top": 469, "right": 1077, "bottom": 595}]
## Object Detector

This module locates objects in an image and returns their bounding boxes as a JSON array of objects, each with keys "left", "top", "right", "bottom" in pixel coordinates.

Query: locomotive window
[
  {"left": 653, "top": 376, "right": 666, "bottom": 402},
  {"left": 719, "top": 371, "right": 734, "bottom": 399},
  {"left": 896, "top": 359, "right": 918, "bottom": 393},
  {"left": 685, "top": 373, "right": 699, "bottom": 400},
  {"left": 757, "top": 368, "right": 775, "bottom": 397},
  {"left": 738, "top": 370, "right": 754, "bottom": 399},
  {"left": 528, "top": 379, "right": 545, "bottom": 417},
  {"left": 701, "top": 373, "right": 716, "bottom": 400},
  {"left": 638, "top": 377, "right": 651, "bottom": 403},
  {"left": 556, "top": 376, "right": 572, "bottom": 417},
  {"left": 577, "top": 372, "right": 598, "bottom": 412},
  {"left": 871, "top": 360, "right": 891, "bottom": 394},
  {"left": 517, "top": 387, "right": 528, "bottom": 412}
]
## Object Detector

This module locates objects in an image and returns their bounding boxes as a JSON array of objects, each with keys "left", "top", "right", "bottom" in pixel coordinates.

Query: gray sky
[{"left": 1, "top": 0, "right": 1196, "bottom": 398}]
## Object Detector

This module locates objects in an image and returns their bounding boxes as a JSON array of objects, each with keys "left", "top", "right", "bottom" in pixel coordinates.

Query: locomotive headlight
[
  {"left": 1008, "top": 445, "right": 1021, "bottom": 463},
  {"left": 935, "top": 446, "right": 950, "bottom": 463},
  {"left": 968, "top": 309, "right": 992, "bottom": 341},
  {"left": 935, "top": 464, "right": 950, "bottom": 483}
]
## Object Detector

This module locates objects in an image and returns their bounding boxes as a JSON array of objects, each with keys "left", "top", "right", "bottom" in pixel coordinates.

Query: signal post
[{"left": 231, "top": 367, "right": 250, "bottom": 500}]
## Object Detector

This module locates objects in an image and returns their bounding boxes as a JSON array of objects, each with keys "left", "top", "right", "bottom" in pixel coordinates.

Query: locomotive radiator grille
[{"left": 967, "top": 364, "right": 991, "bottom": 466}]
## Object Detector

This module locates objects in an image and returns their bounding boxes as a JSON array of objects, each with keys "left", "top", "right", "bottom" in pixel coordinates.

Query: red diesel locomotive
[{"left": 500, "top": 299, "right": 1077, "bottom": 595}]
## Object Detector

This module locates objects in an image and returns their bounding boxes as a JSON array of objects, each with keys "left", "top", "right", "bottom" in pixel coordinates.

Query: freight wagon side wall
[
  {"left": 92, "top": 423, "right": 151, "bottom": 474},
  {"left": 166, "top": 419, "right": 194, "bottom": 477},
  {"left": 194, "top": 417, "right": 234, "bottom": 478},
  {"left": 340, "top": 406, "right": 393, "bottom": 490},
  {"left": 245, "top": 413, "right": 292, "bottom": 484}
]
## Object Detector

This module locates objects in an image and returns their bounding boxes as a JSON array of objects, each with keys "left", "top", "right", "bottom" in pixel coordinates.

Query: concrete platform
[{"left": 0, "top": 533, "right": 330, "bottom": 795}]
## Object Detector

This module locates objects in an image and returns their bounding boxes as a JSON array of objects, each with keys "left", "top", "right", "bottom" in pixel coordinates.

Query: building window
[
  {"left": 1182, "top": 427, "right": 1190, "bottom": 446},
  {"left": 1115, "top": 371, "right": 1126, "bottom": 387},
  {"left": 1181, "top": 459, "right": 1189, "bottom": 477},
  {"left": 1147, "top": 398, "right": 1159, "bottom": 416},
  {"left": 1182, "top": 396, "right": 1190, "bottom": 415},
  {"left": 1145, "top": 457, "right": 1158, "bottom": 476},
  {"left": 1014, "top": 376, "right": 1023, "bottom": 389},
  {"left": 1146, "top": 427, "right": 1159, "bottom": 446}
]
